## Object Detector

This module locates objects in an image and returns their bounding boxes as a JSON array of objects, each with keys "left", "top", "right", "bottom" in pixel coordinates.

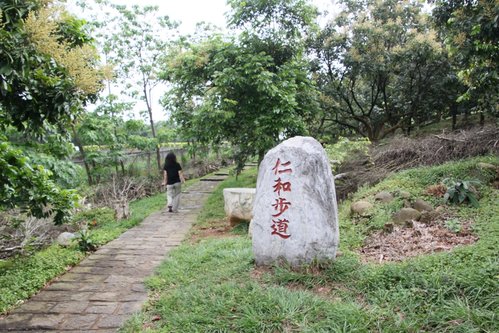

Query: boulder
[
  {"left": 383, "top": 222, "right": 394, "bottom": 233},
  {"left": 404, "top": 220, "right": 414, "bottom": 228},
  {"left": 413, "top": 199, "right": 433, "bottom": 212},
  {"left": 398, "top": 190, "right": 411, "bottom": 199},
  {"left": 350, "top": 200, "right": 373, "bottom": 216},
  {"left": 374, "top": 191, "right": 394, "bottom": 203},
  {"left": 392, "top": 208, "right": 421, "bottom": 224},
  {"left": 477, "top": 162, "right": 497, "bottom": 171},
  {"left": 57, "top": 232, "right": 76, "bottom": 246},
  {"left": 252, "top": 136, "right": 339, "bottom": 266},
  {"left": 223, "top": 188, "right": 256, "bottom": 226},
  {"left": 420, "top": 210, "right": 439, "bottom": 224},
  {"left": 435, "top": 205, "right": 446, "bottom": 213}
]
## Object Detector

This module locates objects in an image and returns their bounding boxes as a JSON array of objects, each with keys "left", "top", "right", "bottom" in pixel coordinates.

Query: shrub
[{"left": 443, "top": 178, "right": 481, "bottom": 208}]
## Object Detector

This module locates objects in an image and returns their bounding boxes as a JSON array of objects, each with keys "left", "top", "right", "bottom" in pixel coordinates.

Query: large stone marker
[{"left": 252, "top": 136, "right": 339, "bottom": 266}]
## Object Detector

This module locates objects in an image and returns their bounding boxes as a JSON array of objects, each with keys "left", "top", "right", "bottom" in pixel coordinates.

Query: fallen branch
[
  {"left": 335, "top": 173, "right": 349, "bottom": 180},
  {"left": 432, "top": 134, "right": 466, "bottom": 142},
  {"left": 0, "top": 245, "right": 23, "bottom": 252}
]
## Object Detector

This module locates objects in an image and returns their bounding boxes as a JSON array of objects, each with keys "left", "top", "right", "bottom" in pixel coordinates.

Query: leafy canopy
[
  {"left": 0, "top": 0, "right": 102, "bottom": 223},
  {"left": 163, "top": 0, "right": 320, "bottom": 171}
]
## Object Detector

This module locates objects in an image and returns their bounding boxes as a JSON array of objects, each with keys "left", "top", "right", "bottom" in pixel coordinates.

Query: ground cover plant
[
  {"left": 122, "top": 156, "right": 498, "bottom": 332},
  {"left": 0, "top": 188, "right": 173, "bottom": 314}
]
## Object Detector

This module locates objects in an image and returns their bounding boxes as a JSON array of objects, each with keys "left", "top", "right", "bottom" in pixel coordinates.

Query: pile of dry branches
[
  {"left": 372, "top": 125, "right": 499, "bottom": 172},
  {"left": 335, "top": 125, "right": 498, "bottom": 200},
  {"left": 93, "top": 176, "right": 147, "bottom": 207}
]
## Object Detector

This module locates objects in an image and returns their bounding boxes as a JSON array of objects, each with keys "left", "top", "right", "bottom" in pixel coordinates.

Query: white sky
[
  {"left": 107, "top": 0, "right": 337, "bottom": 34},
  {"left": 67, "top": 0, "right": 337, "bottom": 121}
]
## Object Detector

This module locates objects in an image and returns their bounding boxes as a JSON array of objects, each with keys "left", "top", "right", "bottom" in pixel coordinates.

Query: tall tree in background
[
  {"left": 0, "top": 0, "right": 103, "bottom": 223},
  {"left": 311, "top": 0, "right": 451, "bottom": 141},
  {"left": 432, "top": 0, "right": 499, "bottom": 120},
  {"left": 104, "top": 4, "right": 179, "bottom": 171},
  {"left": 163, "top": 0, "right": 320, "bottom": 171}
]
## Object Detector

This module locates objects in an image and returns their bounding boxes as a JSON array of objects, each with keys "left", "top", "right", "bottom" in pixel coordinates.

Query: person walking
[{"left": 161, "top": 152, "right": 185, "bottom": 213}]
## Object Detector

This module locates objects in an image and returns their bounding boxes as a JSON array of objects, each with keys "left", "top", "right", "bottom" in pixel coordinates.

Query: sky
[
  {"left": 67, "top": 0, "right": 338, "bottom": 121},
  {"left": 107, "top": 0, "right": 337, "bottom": 34}
]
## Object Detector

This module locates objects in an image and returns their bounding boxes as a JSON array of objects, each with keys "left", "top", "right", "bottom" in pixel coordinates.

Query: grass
[{"left": 122, "top": 156, "right": 498, "bottom": 332}]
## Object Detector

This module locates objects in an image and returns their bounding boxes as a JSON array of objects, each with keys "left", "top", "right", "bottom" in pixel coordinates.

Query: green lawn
[{"left": 122, "top": 156, "right": 498, "bottom": 332}]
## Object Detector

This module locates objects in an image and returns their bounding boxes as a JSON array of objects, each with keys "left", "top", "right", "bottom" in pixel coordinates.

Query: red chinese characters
[{"left": 271, "top": 158, "right": 292, "bottom": 239}]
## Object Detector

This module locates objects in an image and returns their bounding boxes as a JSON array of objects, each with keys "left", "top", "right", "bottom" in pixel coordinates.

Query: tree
[
  {"left": 0, "top": 0, "right": 101, "bottom": 134},
  {"left": 74, "top": 110, "right": 124, "bottom": 183},
  {"left": 310, "top": 0, "right": 451, "bottom": 141},
  {"left": 0, "top": 0, "right": 102, "bottom": 223},
  {"left": 163, "top": 0, "right": 320, "bottom": 171},
  {"left": 432, "top": 0, "right": 499, "bottom": 120},
  {"left": 99, "top": 4, "right": 179, "bottom": 171}
]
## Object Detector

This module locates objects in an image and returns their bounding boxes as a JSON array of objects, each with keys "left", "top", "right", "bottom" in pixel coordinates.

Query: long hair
[{"left": 164, "top": 152, "right": 177, "bottom": 168}]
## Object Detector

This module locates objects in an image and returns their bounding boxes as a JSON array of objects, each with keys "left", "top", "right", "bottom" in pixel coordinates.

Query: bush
[{"left": 443, "top": 178, "right": 481, "bottom": 208}]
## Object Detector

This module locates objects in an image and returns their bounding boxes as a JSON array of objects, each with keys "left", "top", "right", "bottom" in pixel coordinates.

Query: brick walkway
[{"left": 0, "top": 176, "right": 226, "bottom": 332}]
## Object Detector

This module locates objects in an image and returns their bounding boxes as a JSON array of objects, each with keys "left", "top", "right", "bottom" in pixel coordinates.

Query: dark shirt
[{"left": 164, "top": 162, "right": 182, "bottom": 185}]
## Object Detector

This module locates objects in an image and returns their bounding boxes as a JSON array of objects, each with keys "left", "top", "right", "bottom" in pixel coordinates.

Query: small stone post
[{"left": 252, "top": 136, "right": 339, "bottom": 266}]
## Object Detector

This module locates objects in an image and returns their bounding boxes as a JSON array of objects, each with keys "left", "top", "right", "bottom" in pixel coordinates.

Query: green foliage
[
  {"left": 0, "top": 0, "right": 99, "bottom": 135},
  {"left": 324, "top": 137, "right": 370, "bottom": 170},
  {"left": 0, "top": 0, "right": 101, "bottom": 223},
  {"left": 433, "top": 0, "right": 499, "bottom": 116},
  {"left": 29, "top": 153, "right": 83, "bottom": 189},
  {"left": 311, "top": 0, "right": 453, "bottom": 140},
  {"left": 90, "top": 2, "right": 179, "bottom": 170},
  {"left": 443, "top": 178, "right": 481, "bottom": 208},
  {"left": 163, "top": 0, "right": 320, "bottom": 172},
  {"left": 444, "top": 218, "right": 462, "bottom": 233},
  {"left": 76, "top": 229, "right": 97, "bottom": 252},
  {"left": 0, "top": 245, "right": 85, "bottom": 314},
  {"left": 0, "top": 140, "right": 79, "bottom": 224}
]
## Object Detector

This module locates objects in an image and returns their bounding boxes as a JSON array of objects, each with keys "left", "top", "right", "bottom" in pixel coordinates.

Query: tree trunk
[
  {"left": 147, "top": 152, "right": 151, "bottom": 176},
  {"left": 143, "top": 84, "right": 161, "bottom": 171},
  {"left": 451, "top": 103, "right": 458, "bottom": 130},
  {"left": 72, "top": 125, "right": 93, "bottom": 185},
  {"left": 92, "top": 160, "right": 100, "bottom": 183},
  {"left": 120, "top": 160, "right": 125, "bottom": 176}
]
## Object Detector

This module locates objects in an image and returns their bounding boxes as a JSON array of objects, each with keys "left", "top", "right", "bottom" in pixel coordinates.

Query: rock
[
  {"left": 420, "top": 210, "right": 439, "bottom": 224},
  {"left": 412, "top": 199, "right": 433, "bottom": 212},
  {"left": 57, "top": 232, "right": 76, "bottom": 246},
  {"left": 374, "top": 191, "right": 394, "bottom": 203},
  {"left": 223, "top": 188, "right": 256, "bottom": 226},
  {"left": 435, "top": 205, "right": 446, "bottom": 213},
  {"left": 392, "top": 208, "right": 421, "bottom": 224},
  {"left": 351, "top": 200, "right": 373, "bottom": 216},
  {"left": 252, "top": 136, "right": 339, "bottom": 266},
  {"left": 248, "top": 219, "right": 254, "bottom": 237},
  {"left": 398, "top": 191, "right": 411, "bottom": 199},
  {"left": 404, "top": 220, "right": 414, "bottom": 228},
  {"left": 383, "top": 223, "right": 394, "bottom": 233},
  {"left": 477, "top": 162, "right": 497, "bottom": 171}
]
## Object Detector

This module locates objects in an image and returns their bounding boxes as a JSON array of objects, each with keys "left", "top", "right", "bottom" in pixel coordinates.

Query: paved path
[{"left": 0, "top": 175, "right": 227, "bottom": 332}]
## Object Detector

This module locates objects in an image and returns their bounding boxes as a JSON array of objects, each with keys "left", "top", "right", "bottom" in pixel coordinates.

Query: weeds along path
[{"left": 0, "top": 175, "right": 227, "bottom": 332}]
